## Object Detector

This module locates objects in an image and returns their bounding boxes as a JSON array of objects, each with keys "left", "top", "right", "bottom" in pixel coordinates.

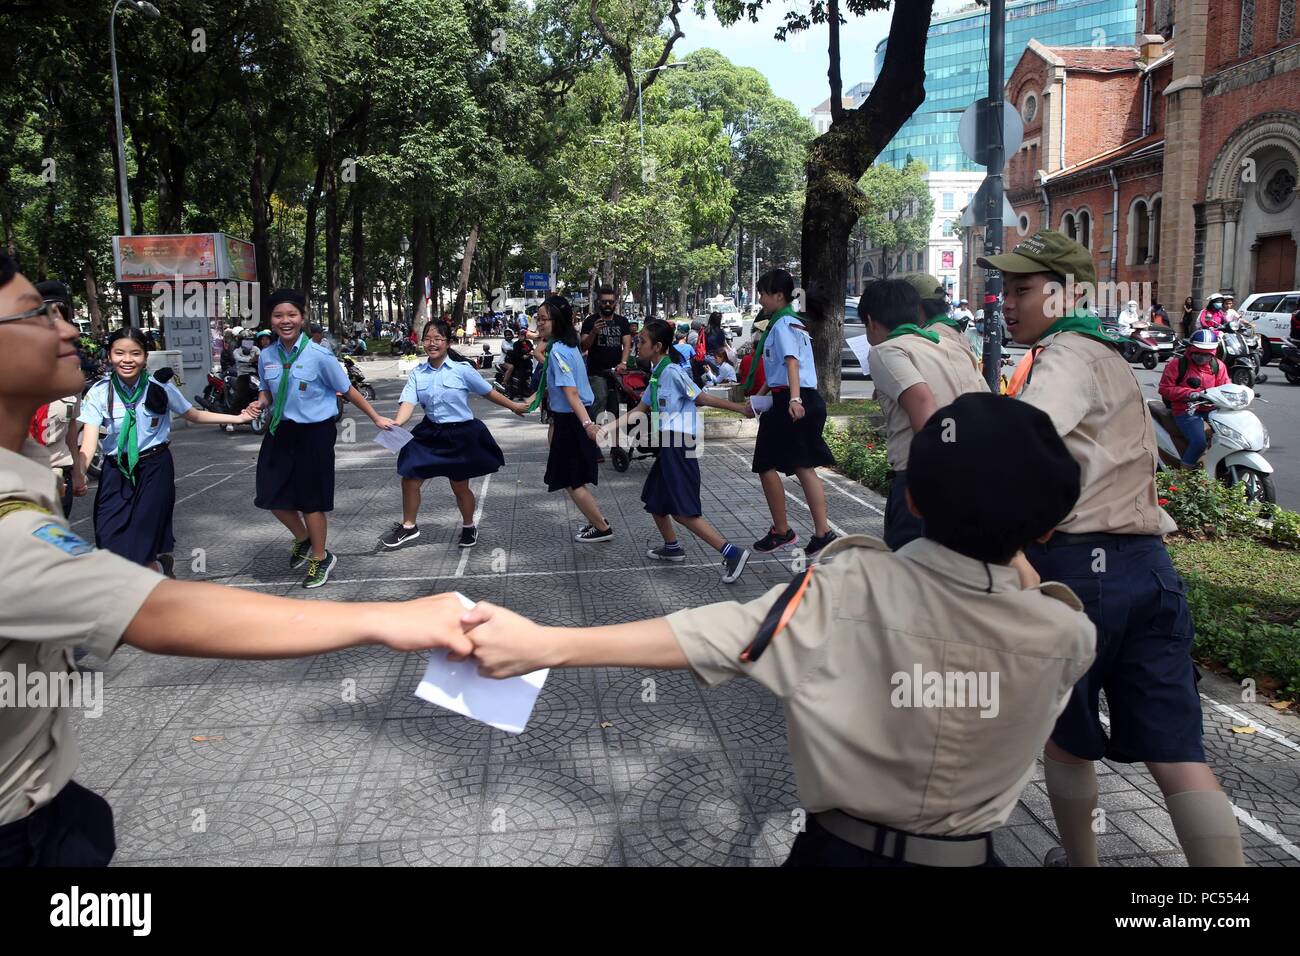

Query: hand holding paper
[{"left": 373, "top": 426, "right": 414, "bottom": 453}]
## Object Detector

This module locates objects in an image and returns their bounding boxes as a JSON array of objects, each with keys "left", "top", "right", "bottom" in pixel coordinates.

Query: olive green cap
[
  {"left": 900, "top": 272, "right": 946, "bottom": 302},
  {"left": 977, "top": 229, "right": 1097, "bottom": 287}
]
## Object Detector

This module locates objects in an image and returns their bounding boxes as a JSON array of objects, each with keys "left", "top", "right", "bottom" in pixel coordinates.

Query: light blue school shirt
[
  {"left": 545, "top": 341, "right": 594, "bottom": 413},
  {"left": 400, "top": 358, "right": 492, "bottom": 423},
  {"left": 651, "top": 360, "right": 700, "bottom": 437},
  {"left": 79, "top": 376, "right": 192, "bottom": 455},
  {"left": 762, "top": 311, "right": 818, "bottom": 388},
  {"left": 258, "top": 334, "right": 352, "bottom": 424}
]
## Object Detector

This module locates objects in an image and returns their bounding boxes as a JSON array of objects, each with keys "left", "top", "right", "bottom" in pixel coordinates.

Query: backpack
[{"left": 1161, "top": 354, "right": 1220, "bottom": 408}]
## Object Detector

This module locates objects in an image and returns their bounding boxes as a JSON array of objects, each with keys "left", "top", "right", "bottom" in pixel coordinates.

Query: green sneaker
[
  {"left": 289, "top": 538, "right": 310, "bottom": 570},
  {"left": 303, "top": 551, "right": 337, "bottom": 589}
]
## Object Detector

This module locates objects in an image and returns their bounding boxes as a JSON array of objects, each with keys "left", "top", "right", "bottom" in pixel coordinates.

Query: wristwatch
[{"left": 790, "top": 396, "right": 803, "bottom": 405}]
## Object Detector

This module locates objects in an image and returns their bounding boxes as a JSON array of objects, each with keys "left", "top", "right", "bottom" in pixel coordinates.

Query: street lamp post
[
  {"left": 398, "top": 235, "right": 412, "bottom": 333},
  {"left": 634, "top": 62, "right": 686, "bottom": 319},
  {"left": 109, "top": 0, "right": 160, "bottom": 329}
]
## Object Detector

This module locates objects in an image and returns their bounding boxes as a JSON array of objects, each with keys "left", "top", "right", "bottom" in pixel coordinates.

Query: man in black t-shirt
[{"left": 579, "top": 285, "right": 632, "bottom": 422}]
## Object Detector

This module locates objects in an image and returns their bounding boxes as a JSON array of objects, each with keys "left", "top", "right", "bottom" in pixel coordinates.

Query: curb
[{"left": 701, "top": 413, "right": 868, "bottom": 441}]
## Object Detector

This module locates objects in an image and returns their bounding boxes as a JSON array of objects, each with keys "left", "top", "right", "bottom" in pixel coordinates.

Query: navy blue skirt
[
  {"left": 255, "top": 418, "right": 337, "bottom": 513},
  {"left": 641, "top": 438, "right": 702, "bottom": 517},
  {"left": 544, "top": 412, "right": 599, "bottom": 492},
  {"left": 752, "top": 389, "right": 836, "bottom": 476},
  {"left": 94, "top": 447, "right": 175, "bottom": 566},
  {"left": 398, "top": 418, "right": 504, "bottom": 481}
]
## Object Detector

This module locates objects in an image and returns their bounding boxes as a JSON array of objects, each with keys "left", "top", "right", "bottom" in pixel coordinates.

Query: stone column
[
  {"left": 1220, "top": 200, "right": 1242, "bottom": 293},
  {"left": 1202, "top": 199, "right": 1227, "bottom": 296}
]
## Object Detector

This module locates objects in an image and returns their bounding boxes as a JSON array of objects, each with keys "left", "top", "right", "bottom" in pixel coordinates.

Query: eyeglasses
[
  {"left": 424, "top": 337, "right": 448, "bottom": 346},
  {"left": 0, "top": 301, "right": 60, "bottom": 328}
]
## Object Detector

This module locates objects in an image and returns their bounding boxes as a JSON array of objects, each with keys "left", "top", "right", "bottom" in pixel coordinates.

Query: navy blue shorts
[{"left": 1025, "top": 533, "right": 1204, "bottom": 764}]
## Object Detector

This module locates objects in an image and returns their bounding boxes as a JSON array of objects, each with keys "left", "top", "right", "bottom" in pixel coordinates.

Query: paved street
[{"left": 68, "top": 361, "right": 1300, "bottom": 866}]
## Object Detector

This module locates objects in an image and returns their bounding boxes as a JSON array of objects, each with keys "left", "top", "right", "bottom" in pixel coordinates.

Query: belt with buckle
[{"left": 814, "top": 810, "right": 991, "bottom": 867}]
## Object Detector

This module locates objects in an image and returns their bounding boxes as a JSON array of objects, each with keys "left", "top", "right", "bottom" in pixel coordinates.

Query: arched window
[
  {"left": 1130, "top": 199, "right": 1151, "bottom": 265},
  {"left": 1150, "top": 196, "right": 1162, "bottom": 262},
  {"left": 1077, "top": 210, "right": 1092, "bottom": 249},
  {"left": 1240, "top": 0, "right": 1256, "bottom": 57},
  {"left": 1061, "top": 211, "right": 1077, "bottom": 241},
  {"left": 864, "top": 261, "right": 874, "bottom": 279}
]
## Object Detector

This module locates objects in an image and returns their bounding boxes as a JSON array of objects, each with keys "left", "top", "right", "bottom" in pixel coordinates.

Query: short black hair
[
  {"left": 756, "top": 268, "right": 795, "bottom": 301},
  {"left": 859, "top": 279, "right": 922, "bottom": 331},
  {"left": 919, "top": 297, "right": 948, "bottom": 321},
  {"left": 596, "top": 285, "right": 616, "bottom": 298},
  {"left": 642, "top": 319, "right": 684, "bottom": 364},
  {"left": 36, "top": 280, "right": 73, "bottom": 321}
]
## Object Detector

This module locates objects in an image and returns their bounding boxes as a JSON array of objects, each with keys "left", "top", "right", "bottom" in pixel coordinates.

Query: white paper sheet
[
  {"left": 414, "top": 592, "right": 549, "bottom": 735},
  {"left": 749, "top": 394, "right": 773, "bottom": 415},
  {"left": 845, "top": 334, "right": 871, "bottom": 370},
  {"left": 373, "top": 427, "right": 414, "bottom": 453}
]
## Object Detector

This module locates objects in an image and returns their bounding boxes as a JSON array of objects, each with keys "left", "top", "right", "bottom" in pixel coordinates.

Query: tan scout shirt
[
  {"left": 868, "top": 334, "right": 990, "bottom": 470},
  {"left": 0, "top": 439, "right": 162, "bottom": 825},
  {"left": 1018, "top": 331, "right": 1177, "bottom": 536},
  {"left": 42, "top": 395, "right": 81, "bottom": 470},
  {"left": 667, "top": 535, "right": 1096, "bottom": 836},
  {"left": 932, "top": 321, "right": 979, "bottom": 372}
]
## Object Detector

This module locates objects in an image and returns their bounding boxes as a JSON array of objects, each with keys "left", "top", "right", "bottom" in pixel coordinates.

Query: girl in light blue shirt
[
  {"left": 379, "top": 318, "right": 528, "bottom": 551},
  {"left": 77, "top": 328, "right": 250, "bottom": 571}
]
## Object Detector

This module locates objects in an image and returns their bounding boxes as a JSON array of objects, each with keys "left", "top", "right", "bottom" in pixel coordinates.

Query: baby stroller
[{"left": 608, "top": 367, "right": 659, "bottom": 472}]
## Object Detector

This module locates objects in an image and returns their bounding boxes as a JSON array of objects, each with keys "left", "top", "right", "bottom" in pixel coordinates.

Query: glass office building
[{"left": 874, "top": 0, "right": 1138, "bottom": 171}]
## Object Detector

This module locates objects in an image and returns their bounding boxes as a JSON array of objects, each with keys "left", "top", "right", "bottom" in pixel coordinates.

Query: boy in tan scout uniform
[
  {"left": 901, "top": 272, "right": 979, "bottom": 372},
  {"left": 862, "top": 278, "right": 989, "bottom": 550},
  {"left": 0, "top": 254, "right": 473, "bottom": 866},
  {"left": 980, "top": 229, "right": 1244, "bottom": 867},
  {"left": 458, "top": 392, "right": 1097, "bottom": 867}
]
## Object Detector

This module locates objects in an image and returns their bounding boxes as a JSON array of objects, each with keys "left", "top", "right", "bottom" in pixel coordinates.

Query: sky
[{"left": 675, "top": 0, "right": 977, "bottom": 116}]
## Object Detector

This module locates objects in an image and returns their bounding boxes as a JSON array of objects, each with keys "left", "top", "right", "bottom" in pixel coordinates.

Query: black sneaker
[
  {"left": 805, "top": 530, "right": 839, "bottom": 558},
  {"left": 720, "top": 548, "right": 750, "bottom": 583},
  {"left": 289, "top": 537, "right": 310, "bottom": 570},
  {"left": 575, "top": 524, "right": 614, "bottom": 544},
  {"left": 380, "top": 522, "right": 420, "bottom": 549},
  {"left": 752, "top": 526, "right": 798, "bottom": 553},
  {"left": 459, "top": 525, "right": 478, "bottom": 548},
  {"left": 647, "top": 544, "right": 686, "bottom": 562}
]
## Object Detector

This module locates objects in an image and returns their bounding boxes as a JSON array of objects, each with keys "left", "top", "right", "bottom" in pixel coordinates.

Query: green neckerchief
[
  {"left": 886, "top": 323, "right": 941, "bottom": 344},
  {"left": 525, "top": 339, "right": 553, "bottom": 413},
  {"left": 741, "top": 304, "right": 798, "bottom": 391},
  {"left": 647, "top": 356, "right": 672, "bottom": 432},
  {"left": 1035, "top": 310, "right": 1125, "bottom": 346},
  {"left": 269, "top": 333, "right": 308, "bottom": 435},
  {"left": 111, "top": 374, "right": 148, "bottom": 483},
  {"left": 924, "top": 315, "right": 963, "bottom": 332}
]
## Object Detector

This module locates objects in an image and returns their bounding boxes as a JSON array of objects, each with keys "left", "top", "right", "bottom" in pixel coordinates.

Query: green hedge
[{"left": 824, "top": 418, "right": 889, "bottom": 494}]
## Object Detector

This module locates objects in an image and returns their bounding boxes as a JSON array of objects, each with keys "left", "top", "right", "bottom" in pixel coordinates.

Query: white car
[{"left": 1240, "top": 289, "right": 1300, "bottom": 365}]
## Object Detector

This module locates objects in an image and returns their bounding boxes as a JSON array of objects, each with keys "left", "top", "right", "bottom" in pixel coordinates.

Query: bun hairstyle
[
  {"left": 755, "top": 268, "right": 795, "bottom": 303},
  {"left": 541, "top": 294, "right": 578, "bottom": 347}
]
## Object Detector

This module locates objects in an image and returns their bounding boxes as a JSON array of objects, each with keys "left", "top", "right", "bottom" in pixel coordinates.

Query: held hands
[
  {"left": 788, "top": 399, "right": 806, "bottom": 422},
  {"left": 72, "top": 469, "right": 88, "bottom": 497},
  {"left": 372, "top": 415, "right": 397, "bottom": 431},
  {"left": 375, "top": 593, "right": 476, "bottom": 657},
  {"left": 453, "top": 602, "right": 557, "bottom": 678}
]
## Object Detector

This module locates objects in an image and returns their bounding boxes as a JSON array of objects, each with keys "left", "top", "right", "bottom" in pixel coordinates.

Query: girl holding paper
[
  {"left": 601, "top": 320, "right": 752, "bottom": 582},
  {"left": 244, "top": 289, "right": 396, "bottom": 589},
  {"left": 743, "top": 269, "right": 837, "bottom": 558},
  {"left": 380, "top": 318, "right": 526, "bottom": 551}
]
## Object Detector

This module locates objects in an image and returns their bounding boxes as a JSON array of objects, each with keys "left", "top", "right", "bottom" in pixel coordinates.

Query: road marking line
[
  {"left": 722, "top": 447, "right": 846, "bottom": 537},
  {"left": 174, "top": 462, "right": 259, "bottom": 508},
  {"left": 454, "top": 474, "right": 491, "bottom": 578},
  {"left": 1199, "top": 694, "right": 1300, "bottom": 754},
  {"left": 1097, "top": 710, "right": 1300, "bottom": 859},
  {"left": 819, "top": 470, "right": 886, "bottom": 516}
]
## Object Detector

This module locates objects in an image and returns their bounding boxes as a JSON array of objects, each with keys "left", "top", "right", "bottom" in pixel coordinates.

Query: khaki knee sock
[
  {"left": 1166, "top": 790, "right": 1245, "bottom": 866},
  {"left": 1044, "top": 756, "right": 1100, "bottom": 866}
]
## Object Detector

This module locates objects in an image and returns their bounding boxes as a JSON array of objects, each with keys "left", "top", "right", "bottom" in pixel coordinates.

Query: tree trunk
[
  {"left": 801, "top": 0, "right": 933, "bottom": 400},
  {"left": 429, "top": 227, "right": 441, "bottom": 316},
  {"left": 410, "top": 213, "right": 429, "bottom": 332},
  {"left": 348, "top": 183, "right": 365, "bottom": 337},
  {"left": 301, "top": 144, "right": 328, "bottom": 293},
  {"left": 249, "top": 151, "right": 274, "bottom": 322},
  {"left": 83, "top": 254, "right": 104, "bottom": 335},
  {"left": 451, "top": 222, "right": 480, "bottom": 327},
  {"left": 325, "top": 160, "right": 341, "bottom": 328}
]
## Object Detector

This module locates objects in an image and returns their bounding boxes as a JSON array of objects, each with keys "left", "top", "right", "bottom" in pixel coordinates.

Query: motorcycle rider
[
  {"left": 1117, "top": 298, "right": 1142, "bottom": 334},
  {"left": 1196, "top": 294, "right": 1227, "bottom": 331},
  {"left": 1157, "top": 330, "right": 1229, "bottom": 469}
]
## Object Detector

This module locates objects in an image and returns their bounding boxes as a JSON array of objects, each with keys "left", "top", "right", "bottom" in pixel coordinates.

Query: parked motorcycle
[
  {"left": 195, "top": 370, "right": 266, "bottom": 433},
  {"left": 1279, "top": 339, "right": 1300, "bottom": 386},
  {"left": 1147, "top": 382, "right": 1275, "bottom": 504},
  {"left": 340, "top": 354, "right": 376, "bottom": 402}
]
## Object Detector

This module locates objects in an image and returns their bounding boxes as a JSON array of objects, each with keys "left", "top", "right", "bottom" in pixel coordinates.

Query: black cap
[
  {"left": 266, "top": 289, "right": 307, "bottom": 313},
  {"left": 908, "top": 393, "right": 1080, "bottom": 564},
  {"left": 309, "top": 323, "right": 324, "bottom": 334},
  {"left": 36, "top": 280, "right": 73, "bottom": 320}
]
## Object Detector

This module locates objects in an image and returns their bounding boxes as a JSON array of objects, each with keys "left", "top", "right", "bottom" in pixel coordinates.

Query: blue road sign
[{"left": 523, "top": 271, "right": 550, "bottom": 291}]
